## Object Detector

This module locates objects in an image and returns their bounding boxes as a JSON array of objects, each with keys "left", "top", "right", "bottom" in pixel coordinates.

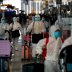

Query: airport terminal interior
[{"left": 0, "top": 0, "right": 72, "bottom": 72}]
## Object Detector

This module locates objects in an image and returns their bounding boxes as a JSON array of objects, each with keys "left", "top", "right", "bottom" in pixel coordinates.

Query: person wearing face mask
[
  {"left": 36, "top": 24, "right": 62, "bottom": 72},
  {"left": 9, "top": 17, "right": 21, "bottom": 51},
  {"left": 27, "top": 14, "right": 46, "bottom": 59},
  {"left": 0, "top": 18, "right": 9, "bottom": 40}
]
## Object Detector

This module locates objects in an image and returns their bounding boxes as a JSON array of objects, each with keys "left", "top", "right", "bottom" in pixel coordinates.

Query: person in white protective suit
[
  {"left": 55, "top": 15, "right": 65, "bottom": 29},
  {"left": 61, "top": 36, "right": 72, "bottom": 50},
  {"left": 27, "top": 14, "right": 46, "bottom": 59},
  {"left": 9, "top": 17, "right": 21, "bottom": 51},
  {"left": 0, "top": 18, "right": 9, "bottom": 40},
  {"left": 42, "top": 17, "right": 50, "bottom": 32},
  {"left": 36, "top": 24, "right": 62, "bottom": 72}
]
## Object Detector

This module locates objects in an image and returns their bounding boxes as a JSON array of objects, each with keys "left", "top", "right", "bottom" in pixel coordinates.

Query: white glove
[{"left": 4, "top": 32, "right": 9, "bottom": 40}]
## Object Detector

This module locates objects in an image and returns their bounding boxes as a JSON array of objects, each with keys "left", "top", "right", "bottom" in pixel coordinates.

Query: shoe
[
  {"left": 15, "top": 48, "right": 18, "bottom": 51},
  {"left": 11, "top": 41, "right": 13, "bottom": 44},
  {"left": 12, "top": 53, "right": 14, "bottom": 56},
  {"left": 11, "top": 59, "right": 14, "bottom": 62}
]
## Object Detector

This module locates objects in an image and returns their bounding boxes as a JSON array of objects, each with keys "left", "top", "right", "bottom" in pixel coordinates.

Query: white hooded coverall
[
  {"left": 27, "top": 15, "right": 46, "bottom": 58},
  {"left": 36, "top": 25, "right": 62, "bottom": 72}
]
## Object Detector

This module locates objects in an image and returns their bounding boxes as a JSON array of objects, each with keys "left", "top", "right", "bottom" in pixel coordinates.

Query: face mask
[
  {"left": 54, "top": 31, "right": 61, "bottom": 38},
  {"left": 35, "top": 17, "right": 40, "bottom": 21}
]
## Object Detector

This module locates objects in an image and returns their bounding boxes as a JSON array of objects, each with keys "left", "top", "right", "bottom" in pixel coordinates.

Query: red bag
[
  {"left": 23, "top": 35, "right": 30, "bottom": 41},
  {"left": 22, "top": 45, "right": 31, "bottom": 60},
  {"left": 43, "top": 32, "right": 49, "bottom": 38},
  {"left": 42, "top": 38, "right": 49, "bottom": 60}
]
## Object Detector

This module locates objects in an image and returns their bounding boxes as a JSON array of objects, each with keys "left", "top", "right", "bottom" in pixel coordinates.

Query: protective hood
[
  {"left": 49, "top": 24, "right": 60, "bottom": 37},
  {"left": 57, "top": 15, "right": 62, "bottom": 21},
  {"left": 1, "top": 18, "right": 5, "bottom": 24},
  {"left": 13, "top": 17, "right": 17, "bottom": 22}
]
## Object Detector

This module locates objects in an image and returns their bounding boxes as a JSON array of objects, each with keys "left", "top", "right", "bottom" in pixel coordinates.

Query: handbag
[
  {"left": 12, "top": 30, "right": 20, "bottom": 38},
  {"left": 11, "top": 23, "right": 20, "bottom": 38}
]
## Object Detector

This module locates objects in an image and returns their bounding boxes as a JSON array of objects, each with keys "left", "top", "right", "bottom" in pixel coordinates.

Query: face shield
[
  {"left": 35, "top": 15, "right": 40, "bottom": 21},
  {"left": 35, "top": 17, "right": 40, "bottom": 21}
]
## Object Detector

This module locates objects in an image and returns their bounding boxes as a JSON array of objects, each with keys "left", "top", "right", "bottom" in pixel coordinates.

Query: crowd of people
[
  {"left": 0, "top": 9, "right": 72, "bottom": 72},
  {"left": 25, "top": 13, "right": 71, "bottom": 72}
]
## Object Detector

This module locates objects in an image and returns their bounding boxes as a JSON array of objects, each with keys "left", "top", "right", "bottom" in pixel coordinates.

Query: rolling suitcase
[
  {"left": 0, "top": 58, "right": 9, "bottom": 72},
  {"left": 0, "top": 40, "right": 11, "bottom": 72},
  {"left": 0, "top": 40, "right": 11, "bottom": 57},
  {"left": 59, "top": 45, "right": 72, "bottom": 72},
  {"left": 22, "top": 28, "right": 31, "bottom": 60},
  {"left": 22, "top": 63, "right": 34, "bottom": 72},
  {"left": 0, "top": 58, "right": 5, "bottom": 72},
  {"left": 22, "top": 56, "right": 44, "bottom": 72},
  {"left": 22, "top": 63, "right": 44, "bottom": 72},
  {"left": 22, "top": 45, "right": 31, "bottom": 60},
  {"left": 33, "top": 63, "right": 44, "bottom": 72}
]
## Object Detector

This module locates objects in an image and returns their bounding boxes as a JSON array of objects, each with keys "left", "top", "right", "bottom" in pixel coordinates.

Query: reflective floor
[
  {"left": 9, "top": 32, "right": 34, "bottom": 72},
  {"left": 9, "top": 36, "right": 22, "bottom": 72}
]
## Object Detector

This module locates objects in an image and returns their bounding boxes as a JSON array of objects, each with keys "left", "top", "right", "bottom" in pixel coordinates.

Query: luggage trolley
[
  {"left": 59, "top": 45, "right": 72, "bottom": 72},
  {"left": 0, "top": 40, "right": 11, "bottom": 72}
]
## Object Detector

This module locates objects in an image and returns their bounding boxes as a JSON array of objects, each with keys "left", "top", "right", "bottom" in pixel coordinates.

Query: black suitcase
[
  {"left": 59, "top": 45, "right": 72, "bottom": 72},
  {"left": 33, "top": 63, "right": 44, "bottom": 72},
  {"left": 0, "top": 58, "right": 9, "bottom": 72},
  {"left": 22, "top": 63, "right": 34, "bottom": 72},
  {"left": 22, "top": 63, "right": 44, "bottom": 72}
]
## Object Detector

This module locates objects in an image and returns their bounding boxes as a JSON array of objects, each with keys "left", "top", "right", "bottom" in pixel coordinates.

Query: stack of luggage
[{"left": 0, "top": 40, "right": 11, "bottom": 72}]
